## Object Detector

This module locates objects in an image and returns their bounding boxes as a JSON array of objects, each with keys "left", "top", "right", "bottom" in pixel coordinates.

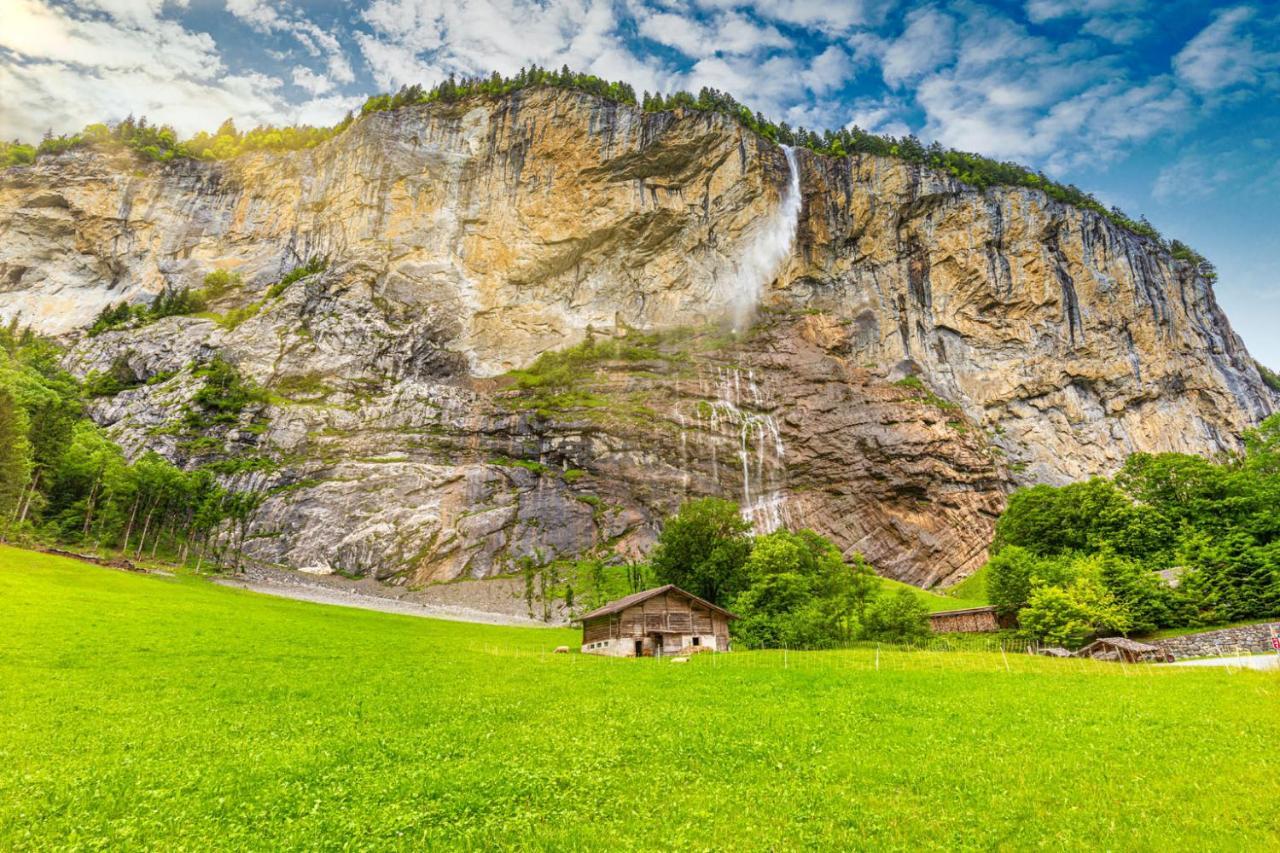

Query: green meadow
[{"left": 2, "top": 546, "right": 1278, "bottom": 850}]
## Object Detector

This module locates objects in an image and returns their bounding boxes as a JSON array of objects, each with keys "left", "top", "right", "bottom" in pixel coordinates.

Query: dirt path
[{"left": 215, "top": 573, "right": 562, "bottom": 629}]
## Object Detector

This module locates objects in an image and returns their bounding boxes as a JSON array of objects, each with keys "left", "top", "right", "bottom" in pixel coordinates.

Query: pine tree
[{"left": 0, "top": 386, "right": 32, "bottom": 525}]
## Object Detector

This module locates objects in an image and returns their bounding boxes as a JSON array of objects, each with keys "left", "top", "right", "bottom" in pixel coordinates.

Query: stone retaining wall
[{"left": 1154, "top": 622, "right": 1280, "bottom": 659}]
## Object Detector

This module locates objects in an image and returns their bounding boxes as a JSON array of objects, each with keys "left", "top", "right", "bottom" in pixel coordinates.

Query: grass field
[{"left": 2, "top": 546, "right": 1278, "bottom": 850}]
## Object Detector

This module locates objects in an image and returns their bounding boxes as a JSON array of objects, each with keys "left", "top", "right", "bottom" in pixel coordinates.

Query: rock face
[{"left": 0, "top": 88, "right": 1274, "bottom": 587}]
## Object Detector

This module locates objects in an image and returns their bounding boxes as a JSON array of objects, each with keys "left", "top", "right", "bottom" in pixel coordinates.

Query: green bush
[
  {"left": 860, "top": 589, "right": 932, "bottom": 644},
  {"left": 201, "top": 270, "right": 242, "bottom": 300},
  {"left": 1018, "top": 585, "right": 1093, "bottom": 647},
  {"left": 0, "top": 142, "right": 36, "bottom": 168},
  {"left": 186, "top": 357, "right": 265, "bottom": 428},
  {"left": 83, "top": 354, "right": 140, "bottom": 398},
  {"left": 267, "top": 258, "right": 326, "bottom": 299},
  {"left": 87, "top": 281, "right": 217, "bottom": 337},
  {"left": 732, "top": 530, "right": 879, "bottom": 649}
]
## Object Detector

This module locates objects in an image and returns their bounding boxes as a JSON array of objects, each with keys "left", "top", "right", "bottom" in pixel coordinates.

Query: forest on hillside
[
  {"left": 0, "top": 320, "right": 266, "bottom": 569},
  {"left": 984, "top": 423, "right": 1280, "bottom": 645}
]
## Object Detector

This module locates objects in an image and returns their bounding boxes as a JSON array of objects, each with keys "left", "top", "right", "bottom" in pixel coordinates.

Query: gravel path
[
  {"left": 1165, "top": 654, "right": 1280, "bottom": 670},
  {"left": 214, "top": 574, "right": 558, "bottom": 628}
]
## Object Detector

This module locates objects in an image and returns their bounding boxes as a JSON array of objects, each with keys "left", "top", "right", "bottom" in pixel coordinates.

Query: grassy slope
[
  {"left": 941, "top": 564, "right": 989, "bottom": 603},
  {"left": 878, "top": 575, "right": 987, "bottom": 612},
  {"left": 2, "top": 547, "right": 1278, "bottom": 849}
]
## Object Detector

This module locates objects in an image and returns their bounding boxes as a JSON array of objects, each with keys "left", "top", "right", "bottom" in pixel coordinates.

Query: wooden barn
[
  {"left": 1077, "top": 637, "right": 1173, "bottom": 663},
  {"left": 928, "top": 605, "right": 1014, "bottom": 634},
  {"left": 578, "top": 585, "right": 736, "bottom": 657}
]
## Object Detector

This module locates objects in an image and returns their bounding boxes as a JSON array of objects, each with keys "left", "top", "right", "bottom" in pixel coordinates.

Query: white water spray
[{"left": 728, "top": 145, "right": 802, "bottom": 331}]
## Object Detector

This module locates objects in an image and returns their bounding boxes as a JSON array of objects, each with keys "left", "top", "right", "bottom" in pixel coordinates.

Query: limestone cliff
[{"left": 0, "top": 88, "right": 1273, "bottom": 587}]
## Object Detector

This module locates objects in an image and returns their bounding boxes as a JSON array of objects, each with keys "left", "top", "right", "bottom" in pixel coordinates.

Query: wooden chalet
[
  {"left": 1077, "top": 637, "right": 1173, "bottom": 663},
  {"left": 928, "top": 605, "right": 1014, "bottom": 634},
  {"left": 578, "top": 585, "right": 736, "bottom": 657}
]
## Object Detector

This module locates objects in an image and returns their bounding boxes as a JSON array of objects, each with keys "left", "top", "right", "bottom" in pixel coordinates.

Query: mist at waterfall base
[{"left": 728, "top": 146, "right": 802, "bottom": 332}]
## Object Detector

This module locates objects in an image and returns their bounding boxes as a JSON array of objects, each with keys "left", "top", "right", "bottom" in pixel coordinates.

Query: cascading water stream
[
  {"left": 681, "top": 367, "right": 792, "bottom": 534},
  {"left": 673, "top": 146, "right": 802, "bottom": 534},
  {"left": 728, "top": 145, "right": 802, "bottom": 332}
]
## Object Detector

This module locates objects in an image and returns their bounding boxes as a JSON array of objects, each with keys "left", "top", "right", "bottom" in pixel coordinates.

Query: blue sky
[{"left": 2, "top": 0, "right": 1277, "bottom": 366}]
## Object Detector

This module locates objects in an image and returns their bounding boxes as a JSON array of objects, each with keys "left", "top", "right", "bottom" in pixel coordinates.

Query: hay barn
[
  {"left": 1077, "top": 637, "right": 1173, "bottom": 663},
  {"left": 928, "top": 605, "right": 1014, "bottom": 633},
  {"left": 579, "top": 585, "right": 736, "bottom": 657}
]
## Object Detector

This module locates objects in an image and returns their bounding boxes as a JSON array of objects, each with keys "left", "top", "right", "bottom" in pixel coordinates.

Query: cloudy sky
[{"left": 2, "top": 0, "right": 1278, "bottom": 365}]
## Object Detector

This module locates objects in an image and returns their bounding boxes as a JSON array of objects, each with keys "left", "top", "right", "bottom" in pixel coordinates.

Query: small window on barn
[{"left": 692, "top": 637, "right": 700, "bottom": 646}]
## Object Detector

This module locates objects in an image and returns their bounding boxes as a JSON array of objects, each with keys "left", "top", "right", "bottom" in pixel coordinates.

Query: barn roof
[
  {"left": 929, "top": 605, "right": 998, "bottom": 618},
  {"left": 577, "top": 584, "right": 738, "bottom": 621},
  {"left": 1079, "top": 637, "right": 1162, "bottom": 653}
]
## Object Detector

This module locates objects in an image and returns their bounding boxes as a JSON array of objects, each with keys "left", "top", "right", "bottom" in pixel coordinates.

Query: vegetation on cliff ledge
[{"left": 1258, "top": 360, "right": 1280, "bottom": 394}]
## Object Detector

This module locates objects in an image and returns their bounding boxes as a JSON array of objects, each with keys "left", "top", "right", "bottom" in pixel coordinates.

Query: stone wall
[{"left": 1154, "top": 622, "right": 1280, "bottom": 659}]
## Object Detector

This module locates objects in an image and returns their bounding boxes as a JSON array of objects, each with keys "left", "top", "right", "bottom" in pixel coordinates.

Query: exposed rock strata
[{"left": 0, "top": 88, "right": 1273, "bottom": 586}]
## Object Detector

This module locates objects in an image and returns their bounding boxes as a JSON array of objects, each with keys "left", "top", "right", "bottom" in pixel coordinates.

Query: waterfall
[
  {"left": 729, "top": 145, "right": 802, "bottom": 332},
  {"left": 680, "top": 367, "right": 792, "bottom": 535}
]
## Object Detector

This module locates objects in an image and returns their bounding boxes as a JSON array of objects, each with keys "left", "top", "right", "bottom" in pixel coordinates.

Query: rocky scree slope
[{"left": 0, "top": 87, "right": 1273, "bottom": 587}]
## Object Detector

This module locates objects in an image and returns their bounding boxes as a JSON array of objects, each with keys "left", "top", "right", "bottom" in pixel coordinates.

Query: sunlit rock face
[{"left": 0, "top": 88, "right": 1273, "bottom": 587}]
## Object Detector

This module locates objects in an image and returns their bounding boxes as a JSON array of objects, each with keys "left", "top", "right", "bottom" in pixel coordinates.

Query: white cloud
[
  {"left": 1025, "top": 0, "right": 1145, "bottom": 23},
  {"left": 356, "top": 0, "right": 673, "bottom": 96},
  {"left": 0, "top": 60, "right": 284, "bottom": 140},
  {"left": 0, "top": 0, "right": 362, "bottom": 140},
  {"left": 678, "top": 46, "right": 853, "bottom": 118},
  {"left": 1174, "top": 6, "right": 1280, "bottom": 94},
  {"left": 801, "top": 46, "right": 853, "bottom": 97},
  {"left": 870, "top": 3, "right": 1193, "bottom": 172},
  {"left": 353, "top": 33, "right": 441, "bottom": 91},
  {"left": 636, "top": 9, "right": 788, "bottom": 58},
  {"left": 880, "top": 6, "right": 955, "bottom": 87},
  {"left": 1, "top": 0, "right": 221, "bottom": 73},
  {"left": 1079, "top": 15, "right": 1148, "bottom": 45},
  {"left": 844, "top": 95, "right": 911, "bottom": 137},
  {"left": 752, "top": 0, "right": 878, "bottom": 32},
  {"left": 1152, "top": 153, "right": 1231, "bottom": 202},
  {"left": 1025, "top": 0, "right": 1150, "bottom": 44},
  {"left": 292, "top": 66, "right": 333, "bottom": 95},
  {"left": 226, "top": 0, "right": 354, "bottom": 86}
]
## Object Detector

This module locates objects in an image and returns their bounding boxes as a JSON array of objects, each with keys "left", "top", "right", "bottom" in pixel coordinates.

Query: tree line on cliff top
[{"left": 1, "top": 64, "right": 1214, "bottom": 273}]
